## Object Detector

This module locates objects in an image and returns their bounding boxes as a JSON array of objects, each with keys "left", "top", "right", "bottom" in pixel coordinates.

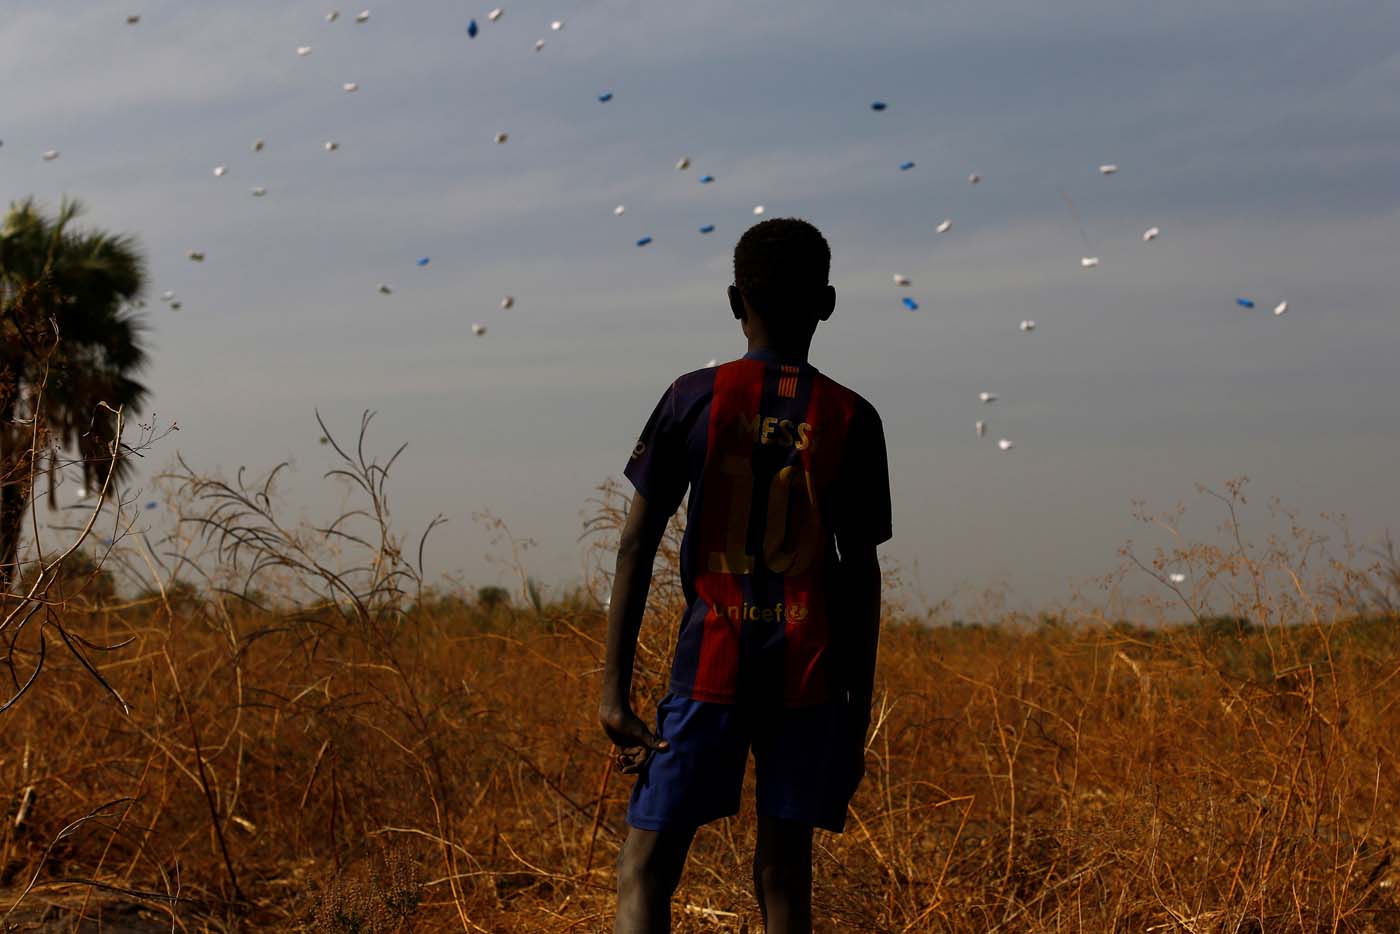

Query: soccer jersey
[{"left": 624, "top": 350, "right": 892, "bottom": 707}]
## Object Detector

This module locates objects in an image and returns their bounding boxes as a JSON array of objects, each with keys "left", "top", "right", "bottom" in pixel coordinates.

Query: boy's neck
[{"left": 745, "top": 335, "right": 812, "bottom": 364}]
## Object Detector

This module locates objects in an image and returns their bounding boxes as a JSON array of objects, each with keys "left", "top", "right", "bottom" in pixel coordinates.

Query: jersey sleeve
[
  {"left": 832, "top": 403, "right": 893, "bottom": 549},
  {"left": 623, "top": 383, "right": 689, "bottom": 516}
]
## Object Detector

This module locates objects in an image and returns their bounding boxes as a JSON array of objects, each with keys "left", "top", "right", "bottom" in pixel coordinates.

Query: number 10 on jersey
[{"left": 708, "top": 455, "right": 821, "bottom": 577}]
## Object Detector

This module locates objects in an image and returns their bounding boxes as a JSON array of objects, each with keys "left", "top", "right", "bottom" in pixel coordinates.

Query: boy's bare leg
[
  {"left": 615, "top": 825, "right": 698, "bottom": 934},
  {"left": 753, "top": 816, "right": 814, "bottom": 934}
]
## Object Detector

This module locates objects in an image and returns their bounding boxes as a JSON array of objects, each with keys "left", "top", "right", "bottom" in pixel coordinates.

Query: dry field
[
  {"left": 3, "top": 437, "right": 1400, "bottom": 932},
  {"left": 5, "top": 590, "right": 1400, "bottom": 930}
]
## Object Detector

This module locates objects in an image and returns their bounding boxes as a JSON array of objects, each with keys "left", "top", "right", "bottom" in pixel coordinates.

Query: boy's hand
[{"left": 599, "top": 700, "right": 668, "bottom": 774}]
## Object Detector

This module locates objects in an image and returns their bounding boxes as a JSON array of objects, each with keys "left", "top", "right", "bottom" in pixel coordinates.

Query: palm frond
[{"left": 0, "top": 197, "right": 150, "bottom": 501}]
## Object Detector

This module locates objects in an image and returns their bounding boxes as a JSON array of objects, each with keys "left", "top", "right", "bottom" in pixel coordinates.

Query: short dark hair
[{"left": 733, "top": 218, "right": 831, "bottom": 323}]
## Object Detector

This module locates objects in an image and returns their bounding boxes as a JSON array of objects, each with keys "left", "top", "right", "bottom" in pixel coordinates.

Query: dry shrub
[
  {"left": 311, "top": 844, "right": 423, "bottom": 934},
  {"left": 2, "top": 425, "right": 1399, "bottom": 932}
]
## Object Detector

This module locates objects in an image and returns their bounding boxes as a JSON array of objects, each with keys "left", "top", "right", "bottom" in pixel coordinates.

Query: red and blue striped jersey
[{"left": 625, "top": 350, "right": 892, "bottom": 707}]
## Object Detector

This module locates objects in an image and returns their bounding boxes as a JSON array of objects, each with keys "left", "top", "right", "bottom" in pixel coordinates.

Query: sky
[{"left": 4, "top": 0, "right": 1399, "bottom": 611}]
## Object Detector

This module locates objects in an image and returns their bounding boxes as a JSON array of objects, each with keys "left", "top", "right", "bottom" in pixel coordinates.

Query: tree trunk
[
  {"left": 0, "top": 478, "right": 26, "bottom": 591},
  {"left": 0, "top": 400, "right": 35, "bottom": 591}
]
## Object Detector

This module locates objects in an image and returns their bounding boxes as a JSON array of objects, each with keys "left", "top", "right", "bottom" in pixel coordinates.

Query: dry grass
[
  {"left": 3, "top": 422, "right": 1400, "bottom": 932},
  {"left": 3, "top": 586, "right": 1400, "bottom": 931}
]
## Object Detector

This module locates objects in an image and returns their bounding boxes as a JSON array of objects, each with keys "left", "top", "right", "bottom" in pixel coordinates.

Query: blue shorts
[{"left": 626, "top": 694, "right": 863, "bottom": 834}]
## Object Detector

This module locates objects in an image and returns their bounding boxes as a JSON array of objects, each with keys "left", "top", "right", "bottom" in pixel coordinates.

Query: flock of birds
[
  {"left": 954, "top": 160, "right": 1288, "bottom": 454},
  {"left": 18, "top": 7, "right": 1294, "bottom": 469},
  {"left": 23, "top": 8, "right": 565, "bottom": 336}
]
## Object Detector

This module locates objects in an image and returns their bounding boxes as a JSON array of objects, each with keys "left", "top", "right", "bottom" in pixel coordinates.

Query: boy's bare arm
[
  {"left": 598, "top": 491, "right": 673, "bottom": 772},
  {"left": 841, "top": 544, "right": 882, "bottom": 722}
]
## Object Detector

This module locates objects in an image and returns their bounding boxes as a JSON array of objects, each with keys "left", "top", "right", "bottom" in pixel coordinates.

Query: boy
[{"left": 599, "top": 218, "right": 891, "bottom": 934}]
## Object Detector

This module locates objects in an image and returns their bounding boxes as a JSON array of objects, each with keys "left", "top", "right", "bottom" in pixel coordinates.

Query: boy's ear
[
  {"left": 817, "top": 285, "right": 836, "bottom": 322},
  {"left": 727, "top": 285, "right": 745, "bottom": 321}
]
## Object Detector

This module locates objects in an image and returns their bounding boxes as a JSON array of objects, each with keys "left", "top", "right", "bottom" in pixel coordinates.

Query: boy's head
[{"left": 729, "top": 218, "right": 835, "bottom": 342}]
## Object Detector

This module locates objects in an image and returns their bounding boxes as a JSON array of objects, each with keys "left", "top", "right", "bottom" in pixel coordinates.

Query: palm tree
[{"left": 0, "top": 197, "right": 149, "bottom": 587}]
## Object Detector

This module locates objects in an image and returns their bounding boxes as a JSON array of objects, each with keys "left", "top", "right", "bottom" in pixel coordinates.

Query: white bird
[
  {"left": 501, "top": 295, "right": 515, "bottom": 310},
  {"left": 160, "top": 290, "right": 175, "bottom": 301},
  {"left": 252, "top": 138, "right": 265, "bottom": 152},
  {"left": 978, "top": 391, "right": 998, "bottom": 403},
  {"left": 976, "top": 420, "right": 986, "bottom": 438},
  {"left": 535, "top": 38, "right": 546, "bottom": 50},
  {"left": 968, "top": 173, "right": 981, "bottom": 184},
  {"left": 355, "top": 9, "right": 370, "bottom": 22},
  {"left": 753, "top": 205, "right": 765, "bottom": 215},
  {"left": 472, "top": 323, "right": 487, "bottom": 336},
  {"left": 1168, "top": 572, "right": 1187, "bottom": 584},
  {"left": 213, "top": 165, "right": 227, "bottom": 177},
  {"left": 706, "top": 359, "right": 719, "bottom": 368},
  {"left": 126, "top": 14, "right": 141, "bottom": 25},
  {"left": 1081, "top": 256, "right": 1100, "bottom": 268},
  {"left": 41, "top": 150, "right": 60, "bottom": 161},
  {"left": 550, "top": 19, "right": 564, "bottom": 30},
  {"left": 297, "top": 45, "right": 313, "bottom": 56},
  {"left": 76, "top": 488, "right": 90, "bottom": 500},
  {"left": 612, "top": 205, "right": 626, "bottom": 217},
  {"left": 377, "top": 283, "right": 392, "bottom": 294},
  {"left": 997, "top": 439, "right": 1014, "bottom": 451},
  {"left": 1274, "top": 301, "right": 1288, "bottom": 316},
  {"left": 250, "top": 186, "right": 267, "bottom": 197},
  {"left": 326, "top": 10, "right": 340, "bottom": 22},
  {"left": 1020, "top": 320, "right": 1036, "bottom": 332},
  {"left": 488, "top": 8, "right": 503, "bottom": 21},
  {"left": 893, "top": 274, "right": 911, "bottom": 287},
  {"left": 1143, "top": 226, "right": 1160, "bottom": 242},
  {"left": 935, "top": 219, "right": 952, "bottom": 233},
  {"left": 494, "top": 131, "right": 508, "bottom": 144},
  {"left": 1099, "top": 164, "right": 1119, "bottom": 175},
  {"left": 186, "top": 250, "right": 205, "bottom": 262},
  {"left": 675, "top": 157, "right": 691, "bottom": 170},
  {"left": 324, "top": 140, "right": 339, "bottom": 151},
  {"left": 343, "top": 82, "right": 359, "bottom": 92}
]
